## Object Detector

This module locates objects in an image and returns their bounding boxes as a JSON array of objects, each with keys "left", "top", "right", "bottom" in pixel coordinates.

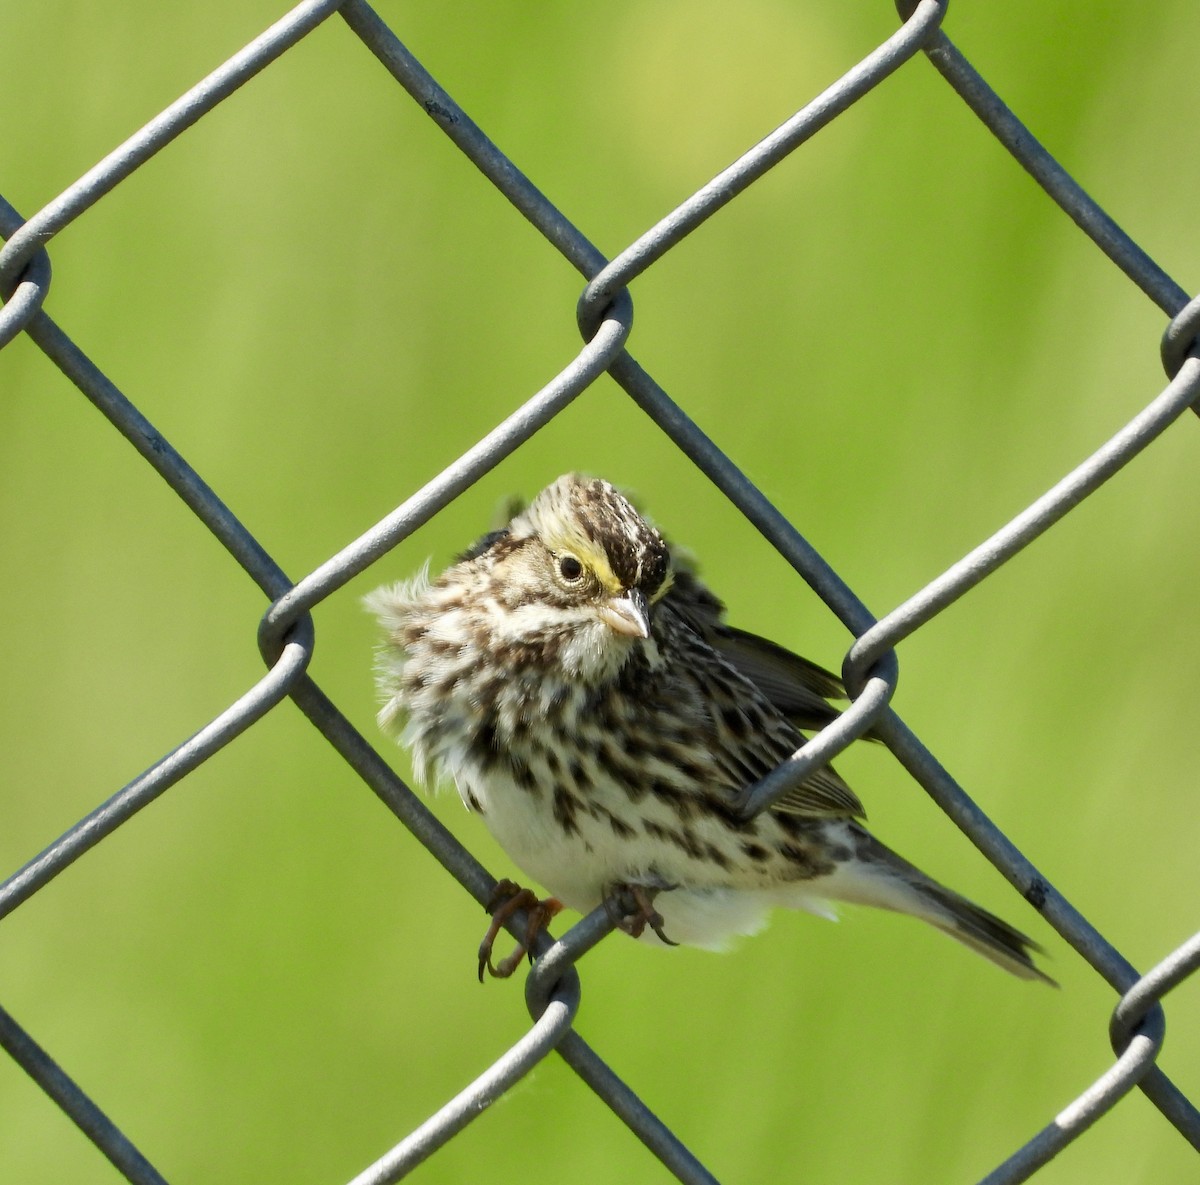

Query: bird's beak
[{"left": 598, "top": 589, "right": 651, "bottom": 639}]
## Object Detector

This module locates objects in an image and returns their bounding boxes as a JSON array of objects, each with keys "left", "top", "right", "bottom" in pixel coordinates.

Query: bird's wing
[
  {"left": 663, "top": 568, "right": 849, "bottom": 728},
  {"left": 664, "top": 582, "right": 866, "bottom": 821},
  {"left": 709, "top": 625, "right": 845, "bottom": 732},
  {"left": 770, "top": 763, "right": 866, "bottom": 819}
]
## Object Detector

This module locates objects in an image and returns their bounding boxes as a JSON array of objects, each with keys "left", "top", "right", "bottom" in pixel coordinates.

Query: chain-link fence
[{"left": 2, "top": 2, "right": 1199, "bottom": 1182}]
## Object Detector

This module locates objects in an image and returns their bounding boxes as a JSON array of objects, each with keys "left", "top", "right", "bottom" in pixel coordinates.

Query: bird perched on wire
[{"left": 367, "top": 473, "right": 1050, "bottom": 983}]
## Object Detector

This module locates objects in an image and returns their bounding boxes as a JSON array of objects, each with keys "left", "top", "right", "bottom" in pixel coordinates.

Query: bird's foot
[
  {"left": 605, "top": 882, "right": 678, "bottom": 946},
  {"left": 478, "top": 878, "right": 563, "bottom": 982}
]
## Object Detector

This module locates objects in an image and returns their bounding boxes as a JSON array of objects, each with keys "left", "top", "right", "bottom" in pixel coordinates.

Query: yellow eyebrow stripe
[
  {"left": 650, "top": 568, "right": 675, "bottom": 603},
  {"left": 543, "top": 525, "right": 623, "bottom": 593}
]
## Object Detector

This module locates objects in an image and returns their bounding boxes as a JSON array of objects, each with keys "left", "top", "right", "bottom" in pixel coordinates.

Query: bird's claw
[
  {"left": 606, "top": 882, "right": 678, "bottom": 946},
  {"left": 478, "top": 878, "right": 563, "bottom": 982}
]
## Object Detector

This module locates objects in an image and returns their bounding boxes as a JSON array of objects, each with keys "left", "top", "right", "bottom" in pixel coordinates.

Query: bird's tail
[
  {"left": 903, "top": 878, "right": 1054, "bottom": 983},
  {"left": 819, "top": 829, "right": 1055, "bottom": 984}
]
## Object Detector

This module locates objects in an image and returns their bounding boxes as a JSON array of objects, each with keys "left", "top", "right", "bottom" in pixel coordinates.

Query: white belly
[{"left": 452, "top": 760, "right": 838, "bottom": 951}]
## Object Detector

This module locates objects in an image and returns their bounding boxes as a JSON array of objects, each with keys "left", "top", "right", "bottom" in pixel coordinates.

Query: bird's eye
[{"left": 557, "top": 554, "right": 585, "bottom": 583}]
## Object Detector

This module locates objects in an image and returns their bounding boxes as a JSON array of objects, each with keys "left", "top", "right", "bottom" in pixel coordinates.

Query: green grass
[{"left": 2, "top": 2, "right": 1199, "bottom": 1183}]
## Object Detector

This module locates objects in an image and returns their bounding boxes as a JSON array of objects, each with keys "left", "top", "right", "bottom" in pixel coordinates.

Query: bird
[{"left": 366, "top": 473, "right": 1050, "bottom": 983}]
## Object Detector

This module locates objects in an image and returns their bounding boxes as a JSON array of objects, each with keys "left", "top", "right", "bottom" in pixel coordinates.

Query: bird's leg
[
  {"left": 605, "top": 882, "right": 678, "bottom": 946},
  {"left": 478, "top": 878, "right": 563, "bottom": 982}
]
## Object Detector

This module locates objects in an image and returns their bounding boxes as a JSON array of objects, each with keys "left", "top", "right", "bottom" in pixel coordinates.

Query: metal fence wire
[{"left": 2, "top": 1, "right": 1199, "bottom": 1183}]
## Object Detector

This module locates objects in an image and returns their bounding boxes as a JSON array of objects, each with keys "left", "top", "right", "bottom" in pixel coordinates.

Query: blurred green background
[{"left": 2, "top": 1, "right": 1199, "bottom": 1182}]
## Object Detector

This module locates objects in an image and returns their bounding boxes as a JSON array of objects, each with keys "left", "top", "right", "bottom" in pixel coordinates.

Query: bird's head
[{"left": 465, "top": 474, "right": 674, "bottom": 681}]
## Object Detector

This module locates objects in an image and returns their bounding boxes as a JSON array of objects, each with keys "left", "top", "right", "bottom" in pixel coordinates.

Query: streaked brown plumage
[{"left": 367, "top": 473, "right": 1050, "bottom": 983}]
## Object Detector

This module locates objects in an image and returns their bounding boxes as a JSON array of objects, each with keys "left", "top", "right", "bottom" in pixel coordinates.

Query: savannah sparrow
[{"left": 367, "top": 474, "right": 1049, "bottom": 983}]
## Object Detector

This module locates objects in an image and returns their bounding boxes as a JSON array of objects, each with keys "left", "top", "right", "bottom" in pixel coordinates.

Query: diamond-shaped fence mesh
[{"left": 2, "top": 2, "right": 1198, "bottom": 1183}]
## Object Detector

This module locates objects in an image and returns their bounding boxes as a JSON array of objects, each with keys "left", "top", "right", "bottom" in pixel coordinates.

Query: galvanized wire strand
[
  {"left": 38, "top": 286, "right": 295, "bottom": 597},
  {"left": 846, "top": 354, "right": 1200, "bottom": 682},
  {"left": 0, "top": 0, "right": 1198, "bottom": 1182},
  {"left": 853, "top": 447, "right": 1200, "bottom": 1155},
  {"left": 0, "top": 1003, "right": 172, "bottom": 1185},
  {"left": 288, "top": 649, "right": 726, "bottom": 1185},
  {"left": 0, "top": 0, "right": 343, "bottom": 297},
  {"left": 1106, "top": 929, "right": 1200, "bottom": 1150},
  {"left": 1116, "top": 940, "right": 1200, "bottom": 1153},
  {"left": 612, "top": 356, "right": 881, "bottom": 639},
  {"left": 0, "top": 181, "right": 323, "bottom": 922},
  {"left": 0, "top": 193, "right": 291, "bottom": 601},
  {"left": 523, "top": 907, "right": 723, "bottom": 1185},
  {"left": 337, "top": 0, "right": 920, "bottom": 831},
  {"left": 338, "top": 0, "right": 607, "bottom": 282},
  {"left": 0, "top": 632, "right": 312, "bottom": 922},
  {"left": 258, "top": 291, "right": 634, "bottom": 650},
  {"left": 1112, "top": 930, "right": 1200, "bottom": 1059},
  {"left": 345, "top": 971, "right": 582, "bottom": 1185},
  {"left": 285, "top": 663, "right": 726, "bottom": 1182},
  {"left": 338, "top": 0, "right": 890, "bottom": 640},
  {"left": 599, "top": 357, "right": 901, "bottom": 816},
  {"left": 263, "top": 638, "right": 728, "bottom": 1185},
  {"left": 555, "top": 1031, "right": 723, "bottom": 1185},
  {"left": 0, "top": 199, "right": 49, "bottom": 348},
  {"left": 907, "top": 15, "right": 1192, "bottom": 321},
  {"left": 578, "top": 0, "right": 947, "bottom": 330},
  {"left": 600, "top": 60, "right": 1200, "bottom": 1148},
  {"left": 879, "top": 714, "right": 1124, "bottom": 979},
  {"left": 835, "top": 358, "right": 1200, "bottom": 1140},
  {"left": 287, "top": 679, "right": 499, "bottom": 904},
  {"left": 1161, "top": 294, "right": 1200, "bottom": 379},
  {"left": 978, "top": 1021, "right": 1165, "bottom": 1185},
  {"left": 878, "top": 710, "right": 1200, "bottom": 1147},
  {"left": 734, "top": 672, "right": 894, "bottom": 820}
]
